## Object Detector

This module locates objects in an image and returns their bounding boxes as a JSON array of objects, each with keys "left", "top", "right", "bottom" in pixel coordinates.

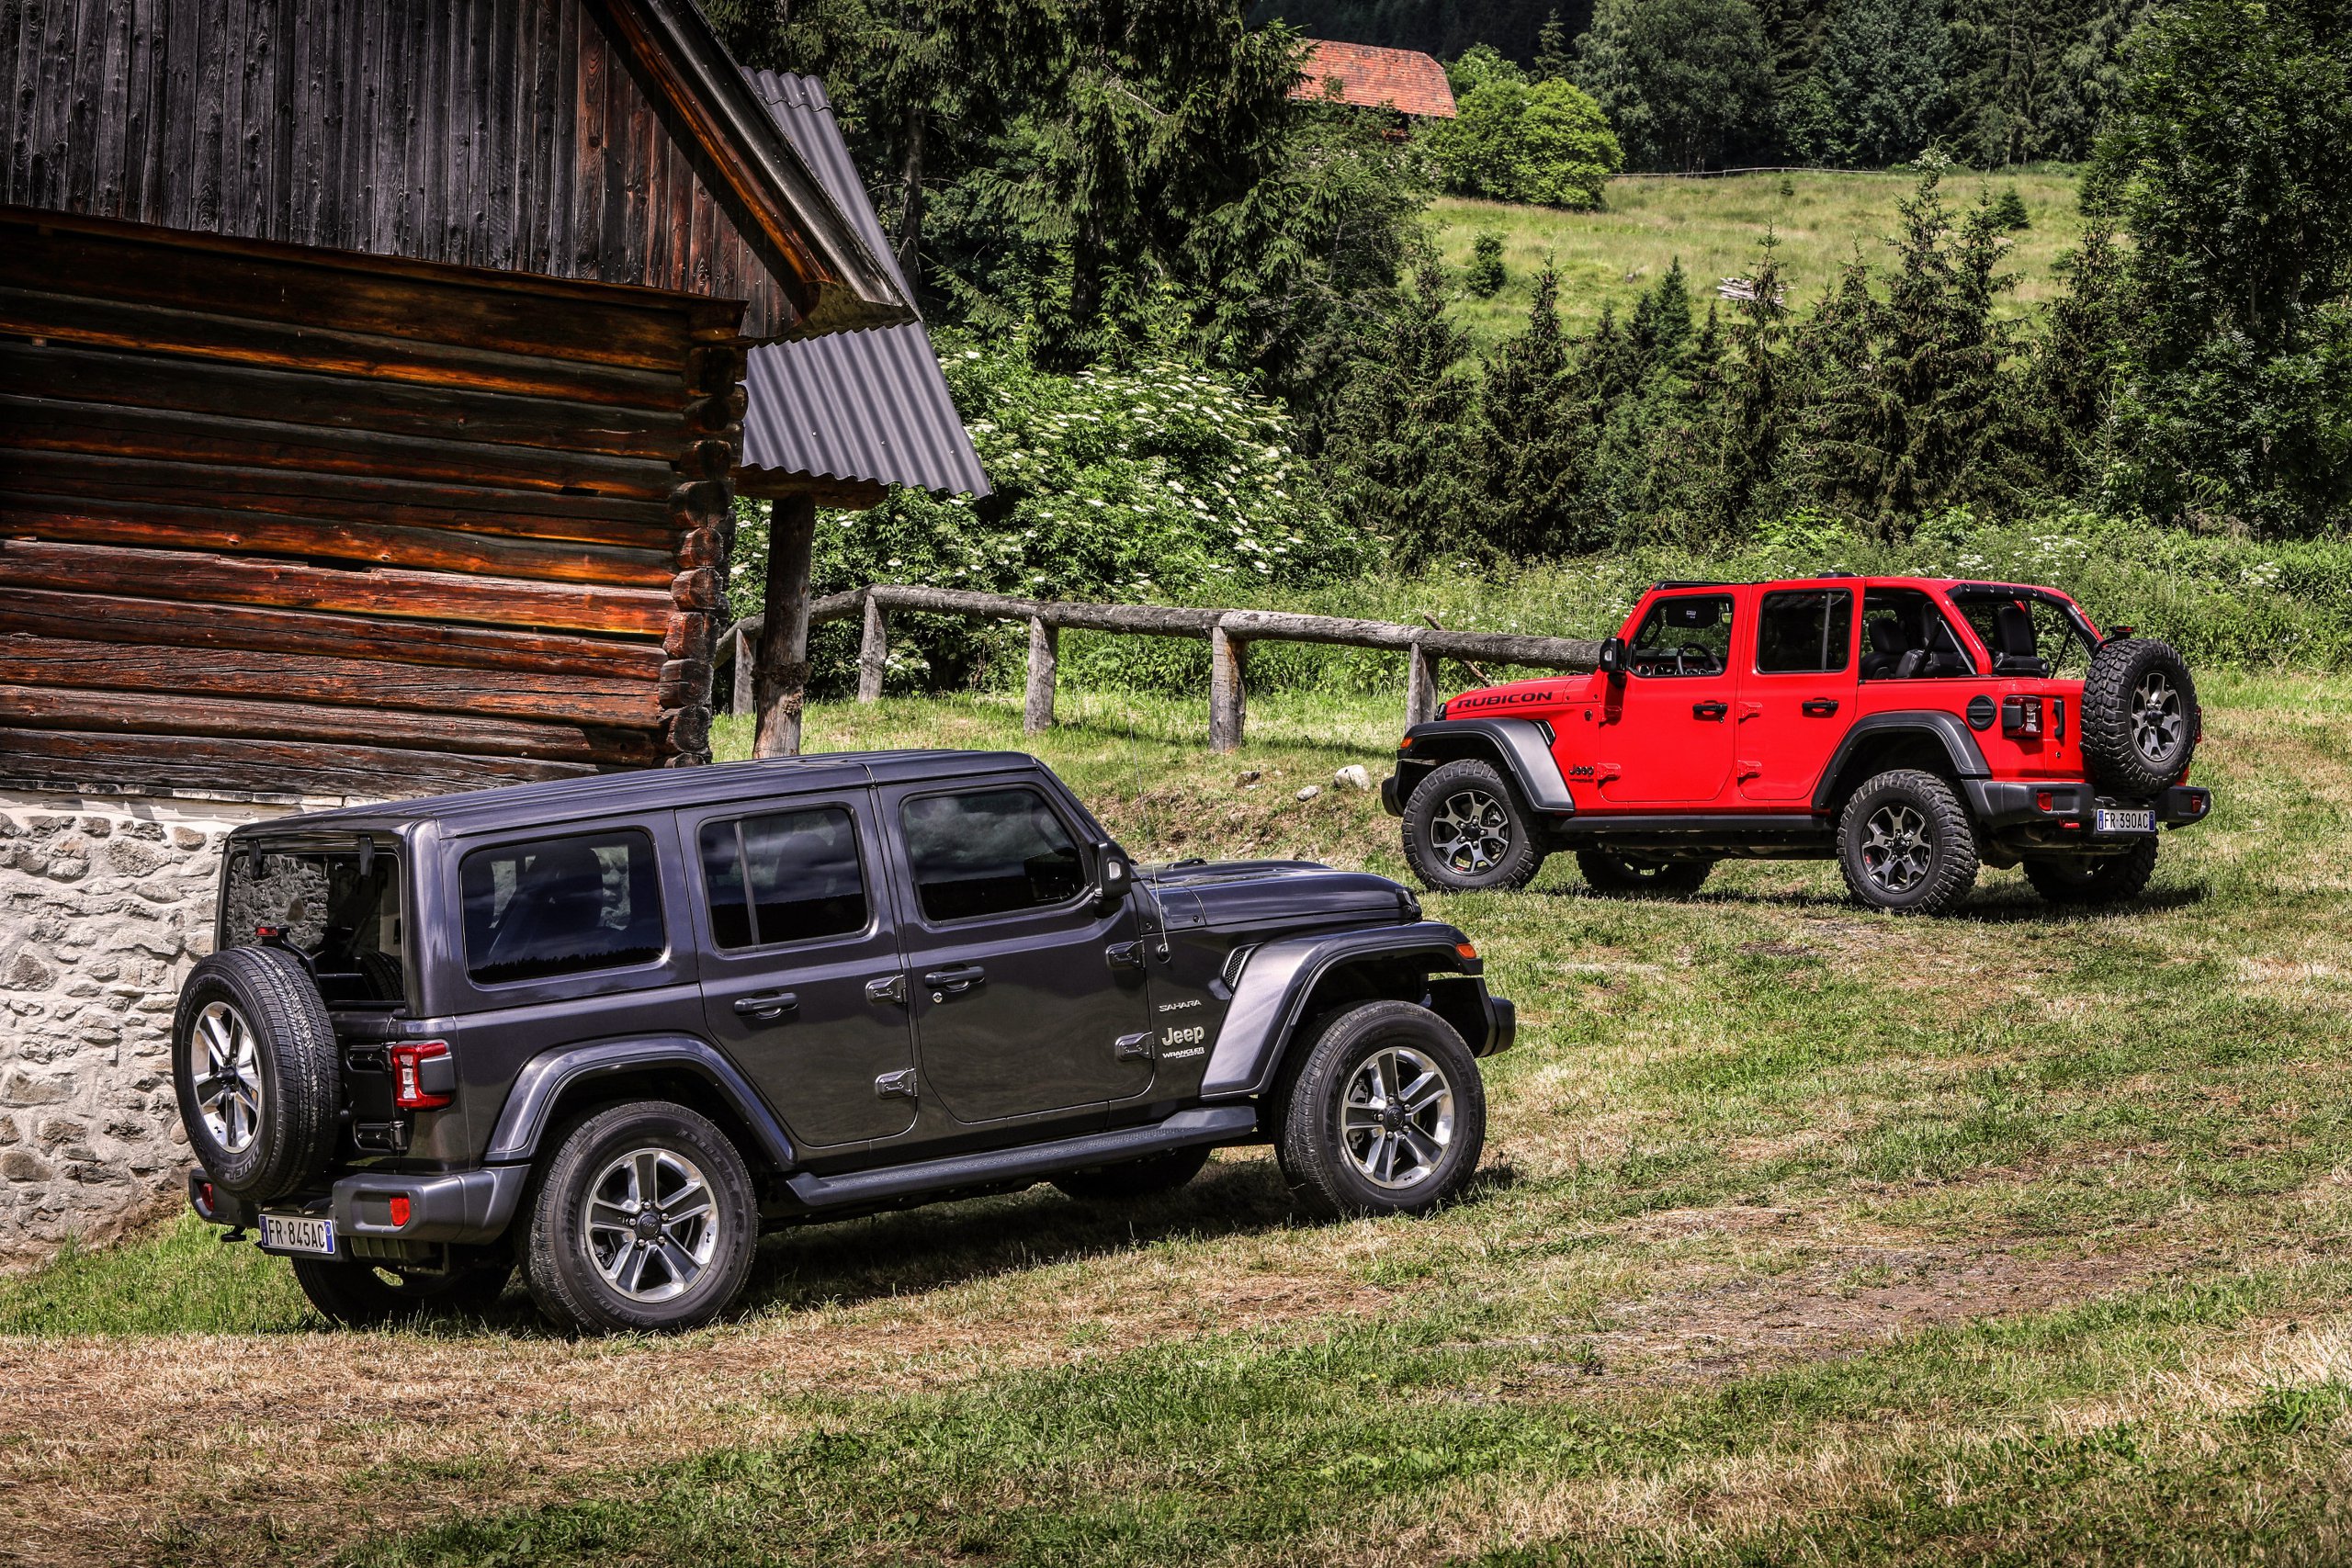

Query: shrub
[
  {"left": 1992, "top": 186, "right": 2030, "bottom": 230},
  {"left": 1425, "top": 77, "right": 1623, "bottom": 209},
  {"left": 1465, "top": 232, "right": 1507, "bottom": 299}
]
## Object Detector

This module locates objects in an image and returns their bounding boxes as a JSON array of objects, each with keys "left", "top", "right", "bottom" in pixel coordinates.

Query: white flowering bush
[{"left": 731, "top": 344, "right": 1369, "bottom": 694}]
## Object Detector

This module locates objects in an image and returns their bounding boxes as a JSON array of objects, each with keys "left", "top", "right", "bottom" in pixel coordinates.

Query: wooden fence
[{"left": 718, "top": 585, "right": 1600, "bottom": 752}]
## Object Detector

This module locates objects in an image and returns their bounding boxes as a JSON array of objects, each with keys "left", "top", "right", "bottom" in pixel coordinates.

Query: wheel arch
[
  {"left": 483, "top": 1037, "right": 797, "bottom": 1174},
  {"left": 1198, "top": 924, "right": 1498, "bottom": 1103},
  {"left": 1812, "top": 711, "right": 1990, "bottom": 818},
  {"left": 1398, "top": 718, "right": 1575, "bottom": 815}
]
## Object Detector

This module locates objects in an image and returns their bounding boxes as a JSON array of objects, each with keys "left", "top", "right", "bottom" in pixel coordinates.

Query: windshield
[{"left": 221, "top": 846, "right": 406, "bottom": 1006}]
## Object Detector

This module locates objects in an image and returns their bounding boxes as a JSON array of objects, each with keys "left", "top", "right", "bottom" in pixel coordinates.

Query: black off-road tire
[
  {"left": 519, "top": 1101, "right": 758, "bottom": 1335},
  {"left": 1836, "top": 769, "right": 1981, "bottom": 916},
  {"left": 2023, "top": 839, "right": 2160, "bottom": 905},
  {"left": 291, "top": 1255, "right": 512, "bottom": 1327},
  {"left": 1401, "top": 759, "right": 1545, "bottom": 894},
  {"left": 1277, "top": 1001, "right": 1487, "bottom": 1220},
  {"left": 2080, "top": 637, "right": 2199, "bottom": 795},
  {"left": 1052, "top": 1145, "right": 1214, "bottom": 1203},
  {"left": 1575, "top": 851, "right": 1715, "bottom": 897},
  {"left": 171, "top": 947, "right": 340, "bottom": 1203}
]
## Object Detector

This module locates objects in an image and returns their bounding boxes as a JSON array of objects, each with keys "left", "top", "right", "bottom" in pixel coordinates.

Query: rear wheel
[
  {"left": 292, "top": 1256, "right": 512, "bottom": 1327},
  {"left": 520, "top": 1101, "right": 758, "bottom": 1335},
  {"left": 1278, "top": 1001, "right": 1486, "bottom": 1220},
  {"left": 1575, "top": 851, "right": 1713, "bottom": 897},
  {"left": 1401, "top": 759, "right": 1545, "bottom": 894},
  {"left": 1052, "top": 1145, "right": 1213, "bottom": 1203},
  {"left": 1836, "top": 769, "right": 1980, "bottom": 915},
  {"left": 2024, "top": 839, "right": 2159, "bottom": 905}
]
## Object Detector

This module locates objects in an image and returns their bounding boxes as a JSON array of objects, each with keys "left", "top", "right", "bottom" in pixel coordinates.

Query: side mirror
[
  {"left": 1092, "top": 843, "right": 1134, "bottom": 911},
  {"left": 1597, "top": 636, "right": 1626, "bottom": 682}
]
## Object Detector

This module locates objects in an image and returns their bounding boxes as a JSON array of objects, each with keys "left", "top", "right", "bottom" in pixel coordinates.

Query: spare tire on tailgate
[
  {"left": 2078, "top": 637, "right": 2199, "bottom": 796},
  {"left": 172, "top": 946, "right": 341, "bottom": 1203}
]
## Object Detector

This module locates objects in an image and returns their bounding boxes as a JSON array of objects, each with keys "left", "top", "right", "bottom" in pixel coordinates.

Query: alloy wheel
[
  {"left": 2132, "top": 673, "right": 2185, "bottom": 764},
  {"left": 1340, "top": 1045, "right": 1455, "bottom": 1190},
  {"left": 1860, "top": 803, "right": 1934, "bottom": 893},
  {"left": 190, "top": 999, "right": 263, "bottom": 1154},
  {"left": 583, "top": 1147, "right": 719, "bottom": 1303},
  {"left": 1428, "top": 789, "right": 1511, "bottom": 874}
]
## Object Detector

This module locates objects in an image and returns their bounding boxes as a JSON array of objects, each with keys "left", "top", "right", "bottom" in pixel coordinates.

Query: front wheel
[
  {"left": 1836, "top": 769, "right": 1981, "bottom": 915},
  {"left": 2024, "top": 839, "right": 2159, "bottom": 905},
  {"left": 1576, "top": 851, "right": 1713, "bottom": 897},
  {"left": 519, "top": 1101, "right": 759, "bottom": 1335},
  {"left": 291, "top": 1256, "right": 512, "bottom": 1327},
  {"left": 1400, "top": 759, "right": 1545, "bottom": 894},
  {"left": 1277, "top": 1001, "right": 1487, "bottom": 1219}
]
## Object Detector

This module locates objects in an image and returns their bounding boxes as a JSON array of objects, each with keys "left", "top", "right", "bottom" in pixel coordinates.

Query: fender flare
[
  {"left": 483, "top": 1036, "right": 797, "bottom": 1169},
  {"left": 1400, "top": 717, "right": 1576, "bottom": 814},
  {"left": 1198, "top": 922, "right": 1487, "bottom": 1100},
  {"left": 1811, "top": 710, "right": 1992, "bottom": 813}
]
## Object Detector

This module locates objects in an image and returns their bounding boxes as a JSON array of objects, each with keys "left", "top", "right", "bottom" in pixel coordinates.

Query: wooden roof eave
[{"left": 594, "top": 0, "right": 913, "bottom": 342}]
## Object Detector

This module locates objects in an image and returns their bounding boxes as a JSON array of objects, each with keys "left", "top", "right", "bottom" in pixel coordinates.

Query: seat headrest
[
  {"left": 1868, "top": 617, "right": 1905, "bottom": 655},
  {"left": 1993, "top": 602, "right": 2037, "bottom": 657}
]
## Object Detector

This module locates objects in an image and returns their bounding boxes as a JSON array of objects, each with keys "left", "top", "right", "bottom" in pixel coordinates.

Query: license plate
[
  {"left": 2094, "top": 807, "right": 2154, "bottom": 835},
  {"left": 259, "top": 1212, "right": 337, "bottom": 1256}
]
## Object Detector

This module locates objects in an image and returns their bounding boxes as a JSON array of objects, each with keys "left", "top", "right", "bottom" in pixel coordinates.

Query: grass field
[
  {"left": 9, "top": 672, "right": 2352, "bottom": 1565},
  {"left": 1431, "top": 168, "right": 2088, "bottom": 348}
]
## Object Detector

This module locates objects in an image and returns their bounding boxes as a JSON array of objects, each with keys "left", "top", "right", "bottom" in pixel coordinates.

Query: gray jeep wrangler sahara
[{"left": 175, "top": 750, "right": 1513, "bottom": 1332}]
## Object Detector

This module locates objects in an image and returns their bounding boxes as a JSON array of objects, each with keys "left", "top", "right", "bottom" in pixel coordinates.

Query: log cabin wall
[
  {"left": 0, "top": 0, "right": 806, "bottom": 339},
  {"left": 0, "top": 209, "right": 742, "bottom": 799}
]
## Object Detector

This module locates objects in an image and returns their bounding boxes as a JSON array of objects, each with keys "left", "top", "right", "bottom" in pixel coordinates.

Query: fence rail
[{"left": 718, "top": 585, "right": 1600, "bottom": 752}]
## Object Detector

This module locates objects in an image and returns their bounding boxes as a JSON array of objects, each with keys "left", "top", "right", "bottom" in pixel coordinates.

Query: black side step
[{"left": 784, "top": 1106, "right": 1258, "bottom": 1210}]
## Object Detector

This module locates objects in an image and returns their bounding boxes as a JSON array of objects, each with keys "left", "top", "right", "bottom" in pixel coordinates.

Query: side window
[
  {"left": 901, "top": 788, "right": 1086, "bottom": 923},
  {"left": 699, "top": 806, "right": 870, "bottom": 950},
  {"left": 1755, "top": 589, "right": 1854, "bottom": 673},
  {"left": 1860, "top": 588, "right": 1977, "bottom": 680},
  {"left": 1628, "top": 593, "right": 1736, "bottom": 677},
  {"left": 460, "top": 829, "right": 664, "bottom": 986}
]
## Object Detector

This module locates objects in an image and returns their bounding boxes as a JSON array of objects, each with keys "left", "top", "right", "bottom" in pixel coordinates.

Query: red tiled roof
[{"left": 1290, "top": 39, "right": 1457, "bottom": 119}]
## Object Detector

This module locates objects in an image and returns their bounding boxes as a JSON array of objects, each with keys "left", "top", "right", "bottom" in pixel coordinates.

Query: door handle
[
  {"left": 1692, "top": 701, "right": 1728, "bottom": 720},
  {"left": 1105, "top": 942, "right": 1144, "bottom": 970},
  {"left": 922, "top": 964, "right": 986, "bottom": 996},
  {"left": 1803, "top": 699, "right": 1841, "bottom": 717},
  {"left": 865, "top": 974, "right": 908, "bottom": 1006},
  {"left": 731, "top": 990, "right": 798, "bottom": 1022}
]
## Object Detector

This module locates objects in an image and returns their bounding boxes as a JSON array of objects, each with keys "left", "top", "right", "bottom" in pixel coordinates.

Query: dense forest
[{"left": 707, "top": 0, "right": 2352, "bottom": 689}]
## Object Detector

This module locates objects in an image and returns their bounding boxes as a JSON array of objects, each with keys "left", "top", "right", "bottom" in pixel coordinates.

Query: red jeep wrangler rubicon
[{"left": 1383, "top": 576, "right": 2213, "bottom": 915}]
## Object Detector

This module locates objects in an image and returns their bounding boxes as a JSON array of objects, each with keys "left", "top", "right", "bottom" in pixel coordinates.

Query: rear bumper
[
  {"left": 188, "top": 1163, "right": 530, "bottom": 1247},
  {"left": 1966, "top": 781, "right": 2214, "bottom": 840}
]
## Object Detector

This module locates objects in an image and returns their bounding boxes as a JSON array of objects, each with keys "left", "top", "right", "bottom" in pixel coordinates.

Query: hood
[{"left": 1141, "top": 859, "right": 1419, "bottom": 930}]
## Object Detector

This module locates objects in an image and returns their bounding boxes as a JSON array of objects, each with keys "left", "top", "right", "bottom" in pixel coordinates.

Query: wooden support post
[
  {"left": 856, "top": 592, "right": 888, "bottom": 704},
  {"left": 731, "top": 624, "right": 754, "bottom": 716},
  {"left": 1405, "top": 638, "right": 1441, "bottom": 728},
  {"left": 1209, "top": 622, "right": 1247, "bottom": 753},
  {"left": 752, "top": 494, "right": 818, "bottom": 758},
  {"left": 1023, "top": 615, "right": 1058, "bottom": 735}
]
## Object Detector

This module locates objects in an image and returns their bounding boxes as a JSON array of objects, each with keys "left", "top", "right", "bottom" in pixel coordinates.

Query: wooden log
[
  {"left": 856, "top": 592, "right": 888, "bottom": 704},
  {"left": 0, "top": 589, "right": 665, "bottom": 680},
  {"left": 867, "top": 584, "right": 1222, "bottom": 637},
  {"left": 1209, "top": 625, "right": 1248, "bottom": 754},
  {"left": 0, "top": 494, "right": 678, "bottom": 589},
  {"left": 1024, "top": 616, "right": 1058, "bottom": 735},
  {"left": 0, "top": 634, "right": 665, "bottom": 727},
  {"left": 752, "top": 495, "right": 819, "bottom": 758},
  {"left": 731, "top": 625, "right": 754, "bottom": 715},
  {"left": 0, "top": 729, "right": 596, "bottom": 801},
  {"left": 1215, "top": 608, "right": 1599, "bottom": 668},
  {"left": 0, "top": 684, "right": 655, "bottom": 765},
  {"left": 1405, "top": 641, "right": 1442, "bottom": 728},
  {"left": 0, "top": 540, "right": 676, "bottom": 637}
]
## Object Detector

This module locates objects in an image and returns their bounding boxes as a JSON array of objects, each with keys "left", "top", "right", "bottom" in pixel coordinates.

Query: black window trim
[
  {"left": 1751, "top": 586, "right": 1856, "bottom": 677},
  {"left": 896, "top": 783, "right": 1093, "bottom": 930},
  {"left": 1860, "top": 585, "right": 1981, "bottom": 682},
  {"left": 457, "top": 825, "right": 673, "bottom": 990},
  {"left": 1628, "top": 591, "right": 1738, "bottom": 681},
  {"left": 694, "top": 798, "right": 880, "bottom": 956}
]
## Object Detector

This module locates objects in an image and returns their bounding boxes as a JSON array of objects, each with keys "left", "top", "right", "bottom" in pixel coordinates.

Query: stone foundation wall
[{"left": 0, "top": 785, "right": 336, "bottom": 1265}]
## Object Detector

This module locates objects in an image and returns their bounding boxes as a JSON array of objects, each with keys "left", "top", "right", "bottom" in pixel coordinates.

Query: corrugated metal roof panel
[{"left": 735, "top": 72, "right": 990, "bottom": 497}]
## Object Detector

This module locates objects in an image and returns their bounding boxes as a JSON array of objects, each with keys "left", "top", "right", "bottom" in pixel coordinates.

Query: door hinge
[
  {"left": 1114, "top": 1032, "right": 1153, "bottom": 1062},
  {"left": 874, "top": 1068, "right": 917, "bottom": 1100},
  {"left": 865, "top": 974, "right": 908, "bottom": 1006},
  {"left": 1105, "top": 941, "right": 1145, "bottom": 970}
]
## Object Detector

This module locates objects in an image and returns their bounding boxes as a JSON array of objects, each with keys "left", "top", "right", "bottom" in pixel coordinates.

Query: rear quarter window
[{"left": 460, "top": 830, "right": 665, "bottom": 986}]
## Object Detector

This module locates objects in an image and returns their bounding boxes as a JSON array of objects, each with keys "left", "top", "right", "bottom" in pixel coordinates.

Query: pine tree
[
  {"left": 1476, "top": 267, "right": 1586, "bottom": 557},
  {"left": 1713, "top": 231, "right": 1795, "bottom": 522},
  {"left": 1628, "top": 257, "right": 1696, "bottom": 370},
  {"left": 1324, "top": 261, "right": 1489, "bottom": 561},
  {"left": 2026, "top": 218, "right": 2128, "bottom": 485},
  {"left": 1814, "top": 0, "right": 1950, "bottom": 165},
  {"left": 1532, "top": 8, "right": 1575, "bottom": 80}
]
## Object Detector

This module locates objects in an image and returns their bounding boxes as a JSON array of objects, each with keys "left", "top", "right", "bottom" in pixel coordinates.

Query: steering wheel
[{"left": 1679, "top": 644, "right": 1714, "bottom": 675}]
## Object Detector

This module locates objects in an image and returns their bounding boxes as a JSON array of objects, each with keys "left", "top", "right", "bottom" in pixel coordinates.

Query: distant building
[{"left": 1290, "top": 39, "right": 1458, "bottom": 120}]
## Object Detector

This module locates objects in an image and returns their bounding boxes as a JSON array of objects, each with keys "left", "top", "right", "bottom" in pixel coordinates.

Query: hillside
[{"left": 1431, "top": 167, "right": 2088, "bottom": 347}]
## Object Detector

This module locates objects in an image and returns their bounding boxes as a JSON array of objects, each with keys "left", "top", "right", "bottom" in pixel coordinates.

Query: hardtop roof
[{"left": 228, "top": 750, "right": 1041, "bottom": 840}]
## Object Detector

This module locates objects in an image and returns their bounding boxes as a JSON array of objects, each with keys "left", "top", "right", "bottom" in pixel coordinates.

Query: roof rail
[{"left": 1650, "top": 579, "right": 1731, "bottom": 590}]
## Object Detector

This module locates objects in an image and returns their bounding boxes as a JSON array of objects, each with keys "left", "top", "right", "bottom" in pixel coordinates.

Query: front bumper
[
  {"left": 1380, "top": 770, "right": 1405, "bottom": 818},
  {"left": 188, "top": 1163, "right": 530, "bottom": 1248}
]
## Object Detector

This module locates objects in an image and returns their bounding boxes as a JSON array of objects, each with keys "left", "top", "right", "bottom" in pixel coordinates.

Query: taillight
[
  {"left": 2001, "top": 695, "right": 2044, "bottom": 738},
  {"left": 389, "top": 1041, "right": 454, "bottom": 1110},
  {"left": 388, "top": 1195, "right": 413, "bottom": 1228}
]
